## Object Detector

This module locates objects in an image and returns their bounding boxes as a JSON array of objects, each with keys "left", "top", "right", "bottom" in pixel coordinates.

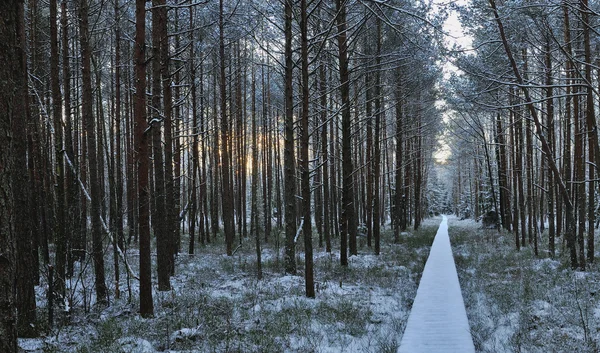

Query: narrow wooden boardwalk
[{"left": 398, "top": 215, "right": 475, "bottom": 353}]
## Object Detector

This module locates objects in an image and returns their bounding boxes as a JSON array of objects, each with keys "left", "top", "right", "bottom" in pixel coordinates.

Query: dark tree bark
[
  {"left": 62, "top": 0, "right": 79, "bottom": 278},
  {"left": 219, "top": 0, "right": 235, "bottom": 256},
  {"left": 211, "top": 56, "right": 219, "bottom": 242},
  {"left": 373, "top": 18, "right": 382, "bottom": 254},
  {"left": 0, "top": 0, "right": 18, "bottom": 342},
  {"left": 544, "top": 38, "right": 556, "bottom": 257},
  {"left": 394, "top": 69, "right": 404, "bottom": 241},
  {"left": 251, "top": 64, "right": 262, "bottom": 279},
  {"left": 159, "top": 0, "right": 177, "bottom": 274},
  {"left": 495, "top": 111, "right": 511, "bottom": 231},
  {"left": 320, "top": 61, "right": 331, "bottom": 253},
  {"left": 581, "top": 0, "right": 596, "bottom": 264},
  {"left": 283, "top": 0, "right": 297, "bottom": 275},
  {"left": 188, "top": 6, "right": 198, "bottom": 254},
  {"left": 365, "top": 65, "right": 374, "bottom": 247},
  {"left": 2, "top": 1, "right": 26, "bottom": 349},
  {"left": 135, "top": 0, "right": 154, "bottom": 317},
  {"left": 335, "top": 0, "right": 356, "bottom": 266},
  {"left": 509, "top": 94, "right": 520, "bottom": 250},
  {"left": 300, "top": 0, "right": 315, "bottom": 297},
  {"left": 574, "top": 77, "right": 586, "bottom": 270},
  {"left": 50, "top": 0, "right": 67, "bottom": 301},
  {"left": 14, "top": 0, "right": 36, "bottom": 337},
  {"left": 151, "top": 0, "right": 171, "bottom": 290},
  {"left": 79, "top": 0, "right": 108, "bottom": 305}
]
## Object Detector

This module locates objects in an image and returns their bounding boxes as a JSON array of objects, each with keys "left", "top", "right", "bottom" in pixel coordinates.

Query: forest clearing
[{"left": 3, "top": 0, "right": 600, "bottom": 351}]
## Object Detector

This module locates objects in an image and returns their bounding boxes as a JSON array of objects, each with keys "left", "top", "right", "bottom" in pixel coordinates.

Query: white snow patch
[
  {"left": 18, "top": 338, "right": 45, "bottom": 352},
  {"left": 116, "top": 337, "right": 155, "bottom": 353}
]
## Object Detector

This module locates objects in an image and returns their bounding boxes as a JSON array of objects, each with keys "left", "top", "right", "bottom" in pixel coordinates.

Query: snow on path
[{"left": 398, "top": 215, "right": 475, "bottom": 353}]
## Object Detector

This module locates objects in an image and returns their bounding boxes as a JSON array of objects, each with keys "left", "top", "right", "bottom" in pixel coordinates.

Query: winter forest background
[{"left": 3, "top": 0, "right": 600, "bottom": 352}]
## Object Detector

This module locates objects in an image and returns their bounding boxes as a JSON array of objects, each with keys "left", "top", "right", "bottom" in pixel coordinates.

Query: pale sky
[{"left": 432, "top": 0, "right": 473, "bottom": 164}]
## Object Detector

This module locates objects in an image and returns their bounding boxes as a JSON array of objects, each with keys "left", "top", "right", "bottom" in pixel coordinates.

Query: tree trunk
[
  {"left": 373, "top": 17, "right": 382, "bottom": 254},
  {"left": 336, "top": 0, "right": 356, "bottom": 266},
  {"left": 151, "top": 0, "right": 170, "bottom": 290},
  {"left": 251, "top": 64, "right": 262, "bottom": 279},
  {"left": 50, "top": 0, "right": 67, "bottom": 301},
  {"left": 14, "top": 0, "right": 36, "bottom": 337},
  {"left": 283, "top": 0, "right": 297, "bottom": 274},
  {"left": 0, "top": 3, "right": 19, "bottom": 348},
  {"left": 135, "top": 0, "right": 154, "bottom": 317},
  {"left": 582, "top": 0, "right": 596, "bottom": 264},
  {"left": 79, "top": 0, "right": 108, "bottom": 305},
  {"left": 159, "top": 0, "right": 177, "bottom": 274},
  {"left": 189, "top": 6, "right": 198, "bottom": 254},
  {"left": 219, "top": 0, "right": 235, "bottom": 256},
  {"left": 300, "top": 0, "right": 315, "bottom": 297},
  {"left": 320, "top": 60, "right": 331, "bottom": 253},
  {"left": 545, "top": 38, "right": 556, "bottom": 257}
]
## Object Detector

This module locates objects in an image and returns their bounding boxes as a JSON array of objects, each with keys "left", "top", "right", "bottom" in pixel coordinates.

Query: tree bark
[
  {"left": 300, "top": 0, "right": 315, "bottom": 297},
  {"left": 151, "top": 0, "right": 170, "bottom": 290},
  {"left": 283, "top": 0, "right": 297, "bottom": 274},
  {"left": 335, "top": 0, "right": 356, "bottom": 266},
  {"left": 79, "top": 0, "right": 108, "bottom": 305},
  {"left": 219, "top": 0, "right": 235, "bottom": 256},
  {"left": 1, "top": 1, "right": 24, "bottom": 349},
  {"left": 135, "top": 0, "right": 154, "bottom": 317}
]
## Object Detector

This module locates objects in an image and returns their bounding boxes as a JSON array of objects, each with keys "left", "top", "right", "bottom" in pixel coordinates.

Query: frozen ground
[
  {"left": 18, "top": 218, "right": 441, "bottom": 352},
  {"left": 451, "top": 216, "right": 600, "bottom": 353},
  {"left": 399, "top": 215, "right": 475, "bottom": 353},
  {"left": 24, "top": 215, "right": 596, "bottom": 352}
]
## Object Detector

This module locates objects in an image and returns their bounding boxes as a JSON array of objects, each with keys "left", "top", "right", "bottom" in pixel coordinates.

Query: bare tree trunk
[
  {"left": 151, "top": 0, "right": 170, "bottom": 290},
  {"left": 159, "top": 0, "right": 177, "bottom": 273},
  {"left": 509, "top": 98, "right": 520, "bottom": 250},
  {"left": 394, "top": 69, "right": 404, "bottom": 240},
  {"left": 62, "top": 0, "right": 79, "bottom": 276},
  {"left": 188, "top": 6, "right": 198, "bottom": 254},
  {"left": 50, "top": 0, "right": 67, "bottom": 301},
  {"left": 135, "top": 0, "right": 154, "bottom": 317},
  {"left": 0, "top": 5, "right": 20, "bottom": 350},
  {"left": 373, "top": 17, "right": 382, "bottom": 254},
  {"left": 545, "top": 38, "right": 556, "bottom": 257},
  {"left": 365, "top": 64, "right": 373, "bottom": 247},
  {"left": 283, "top": 0, "right": 297, "bottom": 274},
  {"left": 300, "top": 0, "right": 315, "bottom": 297},
  {"left": 13, "top": 0, "right": 37, "bottom": 337},
  {"left": 582, "top": 0, "right": 596, "bottom": 264},
  {"left": 251, "top": 64, "right": 262, "bottom": 279},
  {"left": 79, "top": 0, "right": 108, "bottom": 305},
  {"left": 335, "top": 0, "right": 356, "bottom": 266},
  {"left": 319, "top": 60, "right": 331, "bottom": 253},
  {"left": 219, "top": 0, "right": 235, "bottom": 256}
]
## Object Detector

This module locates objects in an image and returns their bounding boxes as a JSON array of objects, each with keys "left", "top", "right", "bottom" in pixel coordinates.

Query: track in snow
[{"left": 398, "top": 215, "right": 475, "bottom": 353}]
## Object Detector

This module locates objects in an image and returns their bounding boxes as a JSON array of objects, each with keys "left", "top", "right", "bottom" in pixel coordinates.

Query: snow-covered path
[{"left": 398, "top": 215, "right": 475, "bottom": 353}]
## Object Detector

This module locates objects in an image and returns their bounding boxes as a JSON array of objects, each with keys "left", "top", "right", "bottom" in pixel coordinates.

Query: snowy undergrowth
[
  {"left": 20, "top": 218, "right": 440, "bottom": 353},
  {"left": 451, "top": 217, "right": 600, "bottom": 353}
]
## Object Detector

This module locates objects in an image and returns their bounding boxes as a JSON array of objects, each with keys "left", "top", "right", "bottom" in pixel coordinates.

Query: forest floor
[
  {"left": 452, "top": 217, "right": 600, "bottom": 353},
  {"left": 18, "top": 218, "right": 439, "bottom": 353},
  {"left": 18, "top": 216, "right": 600, "bottom": 352}
]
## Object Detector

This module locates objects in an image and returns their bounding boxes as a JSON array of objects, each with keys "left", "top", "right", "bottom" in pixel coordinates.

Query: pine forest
[{"left": 3, "top": 0, "right": 600, "bottom": 352}]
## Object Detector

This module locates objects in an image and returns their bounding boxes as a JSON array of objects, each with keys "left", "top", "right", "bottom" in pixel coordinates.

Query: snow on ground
[
  {"left": 18, "top": 220, "right": 442, "bottom": 352},
  {"left": 399, "top": 215, "right": 475, "bottom": 353},
  {"left": 451, "top": 216, "right": 600, "bottom": 353}
]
